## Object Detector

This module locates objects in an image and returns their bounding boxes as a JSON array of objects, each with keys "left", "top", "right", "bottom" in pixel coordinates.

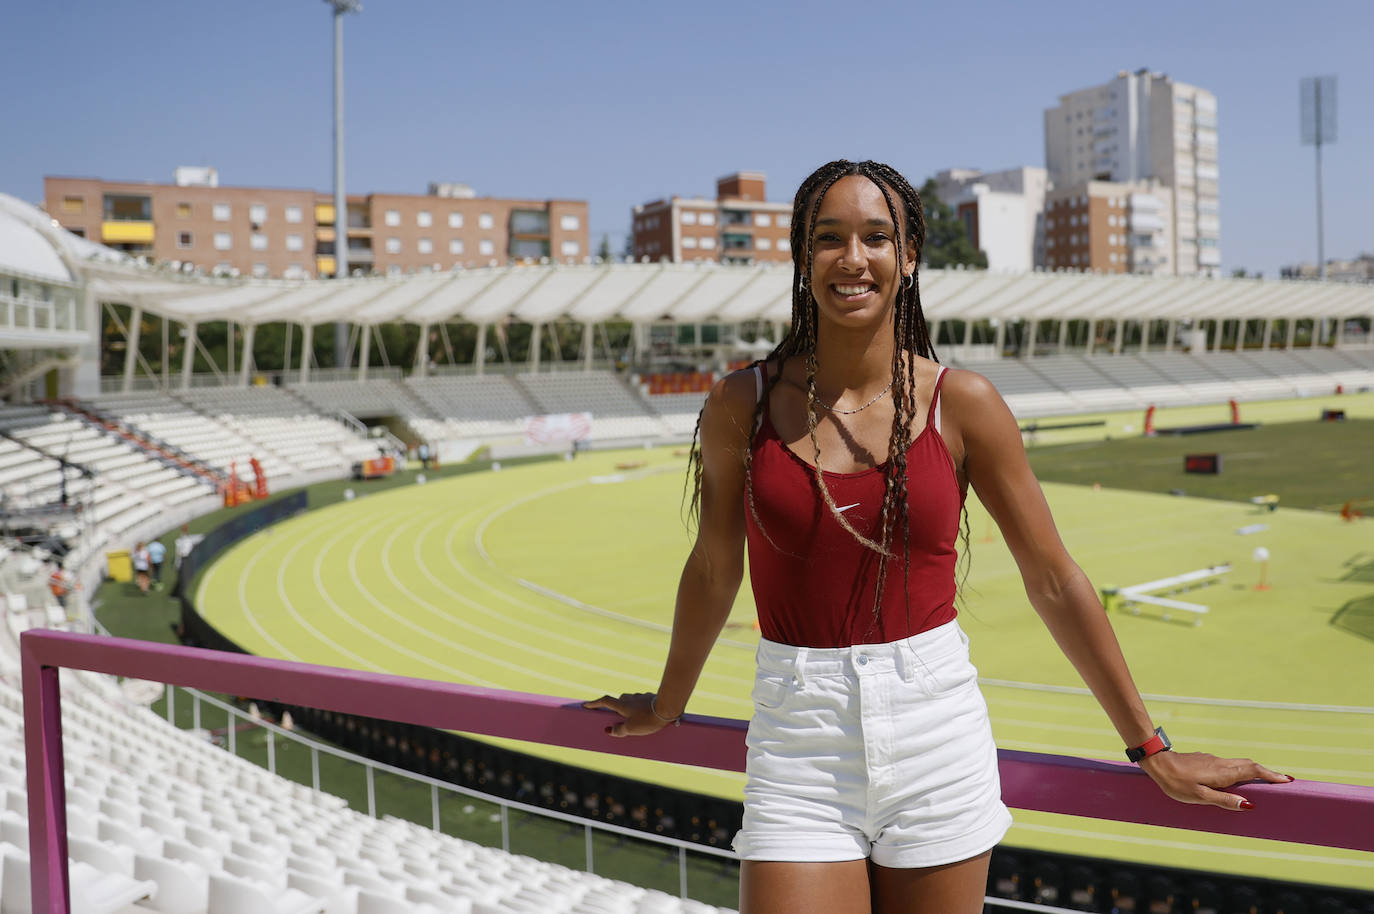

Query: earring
[
  {"left": 902, "top": 273, "right": 914, "bottom": 290},
  {"left": 798, "top": 274, "right": 808, "bottom": 289}
]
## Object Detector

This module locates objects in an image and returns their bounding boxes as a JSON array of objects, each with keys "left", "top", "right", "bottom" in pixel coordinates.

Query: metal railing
[{"left": 19, "top": 629, "right": 1374, "bottom": 912}]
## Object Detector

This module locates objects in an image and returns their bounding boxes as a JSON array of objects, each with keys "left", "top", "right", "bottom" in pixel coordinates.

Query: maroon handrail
[{"left": 21, "top": 630, "right": 1374, "bottom": 912}]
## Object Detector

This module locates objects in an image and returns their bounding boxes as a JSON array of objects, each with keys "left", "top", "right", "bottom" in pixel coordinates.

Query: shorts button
[{"left": 857, "top": 655, "right": 868, "bottom": 666}]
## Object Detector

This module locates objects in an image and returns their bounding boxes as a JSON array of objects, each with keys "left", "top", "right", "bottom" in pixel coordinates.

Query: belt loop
[
  {"left": 897, "top": 637, "right": 918, "bottom": 682},
  {"left": 792, "top": 647, "right": 809, "bottom": 687}
]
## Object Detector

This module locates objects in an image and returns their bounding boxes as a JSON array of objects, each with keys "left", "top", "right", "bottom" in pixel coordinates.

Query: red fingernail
[
  {"left": 1239, "top": 799, "right": 1254, "bottom": 810},
  {"left": 1284, "top": 774, "right": 1295, "bottom": 782}
]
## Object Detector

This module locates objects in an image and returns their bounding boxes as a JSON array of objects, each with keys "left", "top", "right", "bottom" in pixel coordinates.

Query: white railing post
[
  {"left": 500, "top": 804, "right": 510, "bottom": 853},
  {"left": 267, "top": 729, "right": 276, "bottom": 775},
  {"left": 431, "top": 784, "right": 440, "bottom": 832},
  {"left": 312, "top": 746, "right": 320, "bottom": 791},
  {"left": 166, "top": 683, "right": 175, "bottom": 724},
  {"left": 585, "top": 824, "right": 594, "bottom": 873},
  {"left": 366, "top": 763, "right": 376, "bottom": 817}
]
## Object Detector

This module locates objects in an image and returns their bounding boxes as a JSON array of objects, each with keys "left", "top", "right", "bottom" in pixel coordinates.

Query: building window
[
  {"left": 479, "top": 213, "right": 494, "bottom": 229},
  {"left": 418, "top": 237, "right": 433, "bottom": 254},
  {"left": 511, "top": 210, "right": 550, "bottom": 234},
  {"left": 286, "top": 234, "right": 304, "bottom": 252},
  {"left": 284, "top": 264, "right": 307, "bottom": 280},
  {"left": 249, "top": 204, "right": 267, "bottom": 225},
  {"left": 448, "top": 212, "right": 463, "bottom": 228},
  {"left": 285, "top": 205, "right": 303, "bottom": 223},
  {"left": 385, "top": 237, "right": 402, "bottom": 254},
  {"left": 449, "top": 239, "right": 464, "bottom": 255},
  {"left": 384, "top": 210, "right": 401, "bottom": 227},
  {"left": 177, "top": 231, "right": 193, "bottom": 249},
  {"left": 699, "top": 237, "right": 716, "bottom": 250},
  {"left": 213, "top": 203, "right": 231, "bottom": 222},
  {"left": 250, "top": 233, "right": 268, "bottom": 251},
  {"left": 560, "top": 240, "right": 580, "bottom": 257},
  {"left": 560, "top": 214, "right": 580, "bottom": 231},
  {"left": 213, "top": 232, "right": 232, "bottom": 250},
  {"left": 1110, "top": 252, "right": 1119, "bottom": 264},
  {"left": 478, "top": 239, "right": 496, "bottom": 256},
  {"left": 176, "top": 202, "right": 192, "bottom": 218},
  {"left": 417, "top": 210, "right": 432, "bottom": 228},
  {"left": 61, "top": 196, "right": 84, "bottom": 214},
  {"left": 755, "top": 213, "right": 771, "bottom": 227},
  {"left": 756, "top": 238, "right": 772, "bottom": 250},
  {"left": 252, "top": 263, "right": 269, "bottom": 278},
  {"left": 778, "top": 237, "right": 789, "bottom": 251},
  {"left": 682, "top": 237, "right": 698, "bottom": 249},
  {"left": 699, "top": 212, "right": 716, "bottom": 226},
  {"left": 387, "top": 265, "right": 402, "bottom": 277},
  {"left": 1046, "top": 238, "right": 1055, "bottom": 248},
  {"left": 1046, "top": 218, "right": 1054, "bottom": 229},
  {"left": 778, "top": 215, "right": 790, "bottom": 228},
  {"left": 681, "top": 211, "right": 697, "bottom": 225}
]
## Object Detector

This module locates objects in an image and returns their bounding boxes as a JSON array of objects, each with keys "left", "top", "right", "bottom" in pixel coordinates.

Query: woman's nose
[{"left": 837, "top": 234, "right": 866, "bottom": 268}]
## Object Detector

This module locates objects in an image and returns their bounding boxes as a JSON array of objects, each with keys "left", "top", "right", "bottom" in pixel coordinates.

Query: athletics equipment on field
[{"left": 1101, "top": 563, "right": 1233, "bottom": 625}]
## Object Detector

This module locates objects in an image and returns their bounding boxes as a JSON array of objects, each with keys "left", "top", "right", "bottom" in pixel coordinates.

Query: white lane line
[
  {"left": 980, "top": 677, "right": 1374, "bottom": 714},
  {"left": 272, "top": 514, "right": 388, "bottom": 671},
  {"left": 1009, "top": 822, "right": 1374, "bottom": 868},
  {"left": 470, "top": 472, "right": 755, "bottom": 650},
  {"left": 361, "top": 514, "right": 610, "bottom": 693},
  {"left": 422, "top": 504, "right": 751, "bottom": 702},
  {"left": 207, "top": 530, "right": 300, "bottom": 661},
  {"left": 986, "top": 694, "right": 1369, "bottom": 736},
  {"left": 991, "top": 715, "right": 1370, "bottom": 756}
]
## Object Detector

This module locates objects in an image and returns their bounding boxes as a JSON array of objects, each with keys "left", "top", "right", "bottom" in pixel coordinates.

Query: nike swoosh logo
[{"left": 837, "top": 503, "right": 861, "bottom": 513}]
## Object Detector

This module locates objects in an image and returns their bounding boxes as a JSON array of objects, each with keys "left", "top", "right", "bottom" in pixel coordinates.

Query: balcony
[{"left": 101, "top": 221, "right": 154, "bottom": 244}]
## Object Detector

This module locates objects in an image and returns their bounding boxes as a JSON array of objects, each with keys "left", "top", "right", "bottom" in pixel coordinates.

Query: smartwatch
[{"left": 1126, "top": 726, "right": 1172, "bottom": 763}]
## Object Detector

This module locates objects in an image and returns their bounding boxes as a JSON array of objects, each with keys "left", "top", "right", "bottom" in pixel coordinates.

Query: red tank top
[{"left": 744, "top": 365, "right": 962, "bottom": 647}]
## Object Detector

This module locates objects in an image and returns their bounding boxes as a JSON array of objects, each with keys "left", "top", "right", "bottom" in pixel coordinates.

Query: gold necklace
[{"left": 813, "top": 378, "right": 893, "bottom": 415}]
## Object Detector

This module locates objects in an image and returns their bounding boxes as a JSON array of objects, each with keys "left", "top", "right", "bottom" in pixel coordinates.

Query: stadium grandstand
[{"left": 2, "top": 189, "right": 1374, "bottom": 912}]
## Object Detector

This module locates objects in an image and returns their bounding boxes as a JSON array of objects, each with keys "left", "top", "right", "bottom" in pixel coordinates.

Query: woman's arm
[
  {"left": 944, "top": 370, "right": 1289, "bottom": 810},
  {"left": 584, "top": 370, "right": 755, "bottom": 736}
]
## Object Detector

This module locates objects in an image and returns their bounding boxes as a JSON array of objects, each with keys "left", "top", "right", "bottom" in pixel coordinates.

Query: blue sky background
[{"left": 2, "top": 0, "right": 1368, "bottom": 278}]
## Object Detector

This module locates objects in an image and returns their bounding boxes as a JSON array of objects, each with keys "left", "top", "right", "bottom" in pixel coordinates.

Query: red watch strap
[{"left": 1134, "top": 732, "right": 1167, "bottom": 757}]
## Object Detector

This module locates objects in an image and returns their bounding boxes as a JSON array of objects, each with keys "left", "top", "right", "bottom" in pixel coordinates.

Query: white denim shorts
[{"left": 732, "top": 619, "right": 1012, "bottom": 868}]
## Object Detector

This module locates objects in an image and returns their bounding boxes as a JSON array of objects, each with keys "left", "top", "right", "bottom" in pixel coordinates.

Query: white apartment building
[
  {"left": 1044, "top": 69, "right": 1220, "bottom": 276},
  {"left": 931, "top": 167, "right": 1048, "bottom": 272}
]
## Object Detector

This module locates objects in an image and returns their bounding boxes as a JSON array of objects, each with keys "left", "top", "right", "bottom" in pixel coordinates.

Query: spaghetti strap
[
  {"left": 753, "top": 363, "right": 769, "bottom": 433},
  {"left": 929, "top": 366, "right": 949, "bottom": 436}
]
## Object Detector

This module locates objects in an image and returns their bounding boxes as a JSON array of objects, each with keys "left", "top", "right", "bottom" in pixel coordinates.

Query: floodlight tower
[
  {"left": 1300, "top": 76, "right": 1337, "bottom": 281},
  {"left": 327, "top": 0, "right": 361, "bottom": 366}
]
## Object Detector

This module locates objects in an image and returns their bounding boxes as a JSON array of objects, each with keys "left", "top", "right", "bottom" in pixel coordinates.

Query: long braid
[{"left": 686, "top": 159, "right": 969, "bottom": 621}]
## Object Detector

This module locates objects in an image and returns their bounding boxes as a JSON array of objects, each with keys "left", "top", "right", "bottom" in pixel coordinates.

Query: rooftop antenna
[{"left": 326, "top": 0, "right": 361, "bottom": 368}]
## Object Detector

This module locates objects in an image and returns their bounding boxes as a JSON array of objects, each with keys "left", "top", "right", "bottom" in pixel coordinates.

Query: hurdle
[
  {"left": 1144, "top": 400, "right": 1257, "bottom": 437},
  {"left": 1102, "top": 563, "right": 1232, "bottom": 625}
]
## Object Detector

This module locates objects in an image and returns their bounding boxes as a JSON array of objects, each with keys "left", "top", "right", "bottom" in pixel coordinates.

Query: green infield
[{"left": 194, "top": 416, "right": 1374, "bottom": 890}]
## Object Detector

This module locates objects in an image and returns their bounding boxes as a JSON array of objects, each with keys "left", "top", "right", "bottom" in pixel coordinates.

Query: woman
[{"left": 585, "top": 160, "right": 1287, "bottom": 913}]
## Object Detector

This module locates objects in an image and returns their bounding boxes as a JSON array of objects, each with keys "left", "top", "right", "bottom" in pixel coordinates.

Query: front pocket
[{"left": 750, "top": 671, "right": 795, "bottom": 710}]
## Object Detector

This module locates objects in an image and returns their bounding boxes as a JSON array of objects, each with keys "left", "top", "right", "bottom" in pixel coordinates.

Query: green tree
[
  {"left": 919, "top": 179, "right": 988, "bottom": 270},
  {"left": 597, "top": 233, "right": 613, "bottom": 262}
]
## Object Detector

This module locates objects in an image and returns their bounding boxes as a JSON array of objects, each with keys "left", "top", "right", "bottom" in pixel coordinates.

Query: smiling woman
[{"left": 585, "top": 160, "right": 1290, "bottom": 914}]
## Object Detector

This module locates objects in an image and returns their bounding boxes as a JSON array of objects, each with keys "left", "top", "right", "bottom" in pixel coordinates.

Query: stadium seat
[
  {"left": 207, "top": 872, "right": 326, "bottom": 914},
  {"left": 1, "top": 844, "right": 158, "bottom": 914},
  {"left": 68, "top": 833, "right": 135, "bottom": 876},
  {"left": 134, "top": 852, "right": 210, "bottom": 913},
  {"left": 286, "top": 869, "right": 360, "bottom": 914}
]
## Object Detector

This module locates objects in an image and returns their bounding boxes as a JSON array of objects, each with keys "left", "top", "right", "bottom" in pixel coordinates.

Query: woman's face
[{"left": 806, "top": 175, "right": 916, "bottom": 333}]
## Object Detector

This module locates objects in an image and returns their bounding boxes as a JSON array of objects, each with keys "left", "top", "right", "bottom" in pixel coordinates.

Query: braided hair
[{"left": 687, "top": 159, "right": 955, "bottom": 620}]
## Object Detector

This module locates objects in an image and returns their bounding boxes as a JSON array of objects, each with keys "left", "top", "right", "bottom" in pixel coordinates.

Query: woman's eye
[{"left": 867, "top": 234, "right": 890, "bottom": 244}]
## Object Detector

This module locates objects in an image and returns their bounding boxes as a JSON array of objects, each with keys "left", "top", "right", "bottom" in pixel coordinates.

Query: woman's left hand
[{"left": 1138, "top": 750, "right": 1292, "bottom": 810}]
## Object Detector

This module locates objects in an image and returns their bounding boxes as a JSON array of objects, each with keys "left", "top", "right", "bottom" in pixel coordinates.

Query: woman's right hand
[{"left": 583, "top": 692, "right": 678, "bottom": 738}]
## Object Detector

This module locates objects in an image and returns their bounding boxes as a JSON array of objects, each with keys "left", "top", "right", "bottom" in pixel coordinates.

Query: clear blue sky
[{"left": 3, "top": 0, "right": 1368, "bottom": 278}]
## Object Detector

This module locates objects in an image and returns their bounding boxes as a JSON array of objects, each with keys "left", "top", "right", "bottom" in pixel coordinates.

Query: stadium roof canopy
[{"left": 4, "top": 193, "right": 1373, "bottom": 328}]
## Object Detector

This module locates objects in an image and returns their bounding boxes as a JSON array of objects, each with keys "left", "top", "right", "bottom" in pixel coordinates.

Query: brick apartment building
[
  {"left": 44, "top": 169, "right": 589, "bottom": 279},
  {"left": 631, "top": 172, "right": 793, "bottom": 265}
]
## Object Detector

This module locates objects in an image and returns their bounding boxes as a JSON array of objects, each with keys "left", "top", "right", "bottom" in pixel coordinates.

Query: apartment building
[
  {"left": 631, "top": 172, "right": 792, "bottom": 265},
  {"left": 1044, "top": 179, "right": 1173, "bottom": 275},
  {"left": 44, "top": 171, "right": 589, "bottom": 279},
  {"left": 1044, "top": 69, "right": 1219, "bottom": 275},
  {"left": 930, "top": 167, "right": 1048, "bottom": 272}
]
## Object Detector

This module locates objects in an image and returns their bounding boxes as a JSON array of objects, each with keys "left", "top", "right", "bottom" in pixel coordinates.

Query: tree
[
  {"left": 597, "top": 233, "right": 613, "bottom": 263},
  {"left": 919, "top": 179, "right": 988, "bottom": 270}
]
